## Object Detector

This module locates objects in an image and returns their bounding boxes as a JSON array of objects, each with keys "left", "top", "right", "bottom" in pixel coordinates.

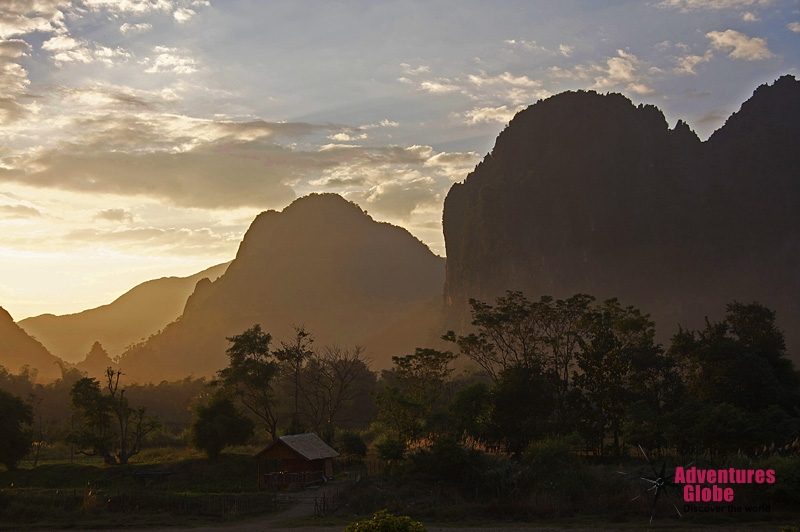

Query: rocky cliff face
[
  {"left": 443, "top": 76, "right": 800, "bottom": 358},
  {"left": 119, "top": 193, "right": 445, "bottom": 380}
]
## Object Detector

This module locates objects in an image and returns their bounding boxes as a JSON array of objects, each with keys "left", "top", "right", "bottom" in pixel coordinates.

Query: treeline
[
  {"left": 1, "top": 291, "right": 799, "bottom": 470},
  {"left": 374, "top": 292, "right": 800, "bottom": 461}
]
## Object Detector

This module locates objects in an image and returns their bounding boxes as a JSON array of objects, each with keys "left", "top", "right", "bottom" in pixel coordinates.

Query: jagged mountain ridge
[
  {"left": 0, "top": 307, "right": 65, "bottom": 381},
  {"left": 443, "top": 75, "right": 800, "bottom": 359},
  {"left": 19, "top": 262, "right": 230, "bottom": 363},
  {"left": 118, "top": 193, "right": 446, "bottom": 381}
]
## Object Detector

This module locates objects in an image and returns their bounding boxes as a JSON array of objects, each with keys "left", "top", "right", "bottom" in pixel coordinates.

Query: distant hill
[
  {"left": 118, "top": 194, "right": 446, "bottom": 381},
  {"left": 443, "top": 75, "right": 800, "bottom": 361},
  {"left": 0, "top": 307, "right": 65, "bottom": 381},
  {"left": 19, "top": 262, "right": 229, "bottom": 362}
]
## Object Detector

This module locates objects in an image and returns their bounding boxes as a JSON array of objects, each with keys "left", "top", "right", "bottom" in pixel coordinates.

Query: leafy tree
[
  {"left": 214, "top": 324, "right": 282, "bottom": 441},
  {"left": 447, "top": 382, "right": 491, "bottom": 445},
  {"left": 572, "top": 299, "right": 661, "bottom": 456},
  {"left": 189, "top": 395, "right": 254, "bottom": 459},
  {"left": 374, "top": 348, "right": 456, "bottom": 443},
  {"left": 274, "top": 325, "right": 315, "bottom": 435},
  {"left": 672, "top": 301, "right": 800, "bottom": 413},
  {"left": 486, "top": 365, "right": 559, "bottom": 455},
  {"left": 0, "top": 389, "right": 33, "bottom": 471},
  {"left": 69, "top": 368, "right": 159, "bottom": 465},
  {"left": 337, "top": 430, "right": 367, "bottom": 463}
]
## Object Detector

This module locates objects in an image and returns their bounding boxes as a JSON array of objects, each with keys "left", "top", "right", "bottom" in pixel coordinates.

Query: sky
[{"left": 0, "top": 0, "right": 798, "bottom": 320}]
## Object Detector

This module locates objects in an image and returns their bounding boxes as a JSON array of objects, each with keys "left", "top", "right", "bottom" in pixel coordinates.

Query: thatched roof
[{"left": 255, "top": 433, "right": 339, "bottom": 460}]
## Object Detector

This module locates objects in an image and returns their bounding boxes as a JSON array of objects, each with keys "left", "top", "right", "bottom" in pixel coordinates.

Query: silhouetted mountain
[
  {"left": 19, "top": 262, "right": 229, "bottom": 363},
  {"left": 443, "top": 75, "right": 800, "bottom": 360},
  {"left": 118, "top": 194, "right": 445, "bottom": 381},
  {"left": 74, "top": 341, "right": 116, "bottom": 381},
  {"left": 0, "top": 307, "right": 65, "bottom": 381}
]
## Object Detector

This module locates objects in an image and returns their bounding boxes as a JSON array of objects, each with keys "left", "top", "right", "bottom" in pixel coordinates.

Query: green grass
[{"left": 0, "top": 446, "right": 282, "bottom": 529}]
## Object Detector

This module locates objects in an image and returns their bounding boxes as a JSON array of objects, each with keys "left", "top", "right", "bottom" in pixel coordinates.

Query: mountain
[
  {"left": 443, "top": 75, "right": 800, "bottom": 360},
  {"left": 118, "top": 194, "right": 446, "bottom": 381},
  {"left": 0, "top": 307, "right": 65, "bottom": 381},
  {"left": 19, "top": 262, "right": 230, "bottom": 363}
]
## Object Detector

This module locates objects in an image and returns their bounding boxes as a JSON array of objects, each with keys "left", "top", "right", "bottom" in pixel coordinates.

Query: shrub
[{"left": 343, "top": 509, "right": 426, "bottom": 532}]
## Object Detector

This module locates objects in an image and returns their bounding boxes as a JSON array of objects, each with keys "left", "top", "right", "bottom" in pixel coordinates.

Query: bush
[
  {"left": 189, "top": 396, "right": 254, "bottom": 459},
  {"left": 338, "top": 431, "right": 368, "bottom": 462},
  {"left": 343, "top": 509, "right": 426, "bottom": 532}
]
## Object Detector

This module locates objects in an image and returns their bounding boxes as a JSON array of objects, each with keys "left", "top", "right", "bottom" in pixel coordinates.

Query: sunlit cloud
[
  {"left": 706, "top": 29, "right": 772, "bottom": 60},
  {"left": 464, "top": 105, "right": 524, "bottom": 124},
  {"left": 82, "top": 0, "right": 174, "bottom": 15},
  {"left": 120, "top": 22, "right": 152, "bottom": 35},
  {"left": 143, "top": 46, "right": 198, "bottom": 74},
  {"left": 419, "top": 79, "right": 459, "bottom": 93},
  {"left": 559, "top": 44, "right": 573, "bottom": 57},
  {"left": 0, "top": 0, "right": 68, "bottom": 39},
  {"left": 674, "top": 50, "right": 714, "bottom": 74},
  {"left": 788, "top": 22, "right": 800, "bottom": 33},
  {"left": 173, "top": 7, "right": 196, "bottom": 23}
]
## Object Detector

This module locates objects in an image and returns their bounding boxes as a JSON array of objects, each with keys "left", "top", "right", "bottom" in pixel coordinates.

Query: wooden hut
[{"left": 254, "top": 433, "right": 339, "bottom": 489}]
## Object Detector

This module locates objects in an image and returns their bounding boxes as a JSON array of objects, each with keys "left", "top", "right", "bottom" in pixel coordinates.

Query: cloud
[
  {"left": 674, "top": 50, "right": 713, "bottom": 74},
  {"left": 94, "top": 208, "right": 133, "bottom": 222},
  {"left": 706, "top": 29, "right": 772, "bottom": 60},
  {"left": 697, "top": 109, "right": 727, "bottom": 127},
  {"left": 0, "top": 0, "right": 68, "bottom": 39},
  {"left": 468, "top": 71, "right": 541, "bottom": 88},
  {"left": 400, "top": 63, "right": 430, "bottom": 75},
  {"left": 788, "top": 22, "right": 800, "bottom": 33},
  {"left": 559, "top": 44, "right": 573, "bottom": 57},
  {"left": 742, "top": 11, "right": 760, "bottom": 21},
  {"left": 0, "top": 204, "right": 41, "bottom": 218},
  {"left": 591, "top": 50, "right": 654, "bottom": 95},
  {"left": 120, "top": 22, "right": 152, "bottom": 35},
  {"left": 82, "top": 0, "right": 174, "bottom": 15},
  {"left": 42, "top": 34, "right": 132, "bottom": 66},
  {"left": 464, "top": 105, "right": 524, "bottom": 124},
  {"left": 346, "top": 176, "right": 441, "bottom": 220},
  {"left": 0, "top": 40, "right": 32, "bottom": 124},
  {"left": 503, "top": 39, "right": 541, "bottom": 52},
  {"left": 658, "top": 0, "right": 773, "bottom": 11},
  {"left": 143, "top": 46, "right": 197, "bottom": 74},
  {"left": 419, "top": 80, "right": 459, "bottom": 93},
  {"left": 63, "top": 226, "right": 237, "bottom": 256},
  {"left": 173, "top": 7, "right": 196, "bottom": 23}
]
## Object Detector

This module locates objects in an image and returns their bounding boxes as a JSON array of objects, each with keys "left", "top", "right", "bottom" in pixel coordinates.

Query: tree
[
  {"left": 0, "top": 389, "right": 33, "bottom": 471},
  {"left": 374, "top": 348, "right": 456, "bottom": 443},
  {"left": 274, "top": 325, "right": 315, "bottom": 434},
  {"left": 444, "top": 291, "right": 594, "bottom": 398},
  {"left": 69, "top": 368, "right": 159, "bottom": 465},
  {"left": 671, "top": 301, "right": 800, "bottom": 413},
  {"left": 214, "top": 324, "right": 282, "bottom": 441},
  {"left": 572, "top": 299, "right": 661, "bottom": 456},
  {"left": 299, "top": 344, "right": 372, "bottom": 446},
  {"left": 189, "top": 395, "right": 254, "bottom": 459}
]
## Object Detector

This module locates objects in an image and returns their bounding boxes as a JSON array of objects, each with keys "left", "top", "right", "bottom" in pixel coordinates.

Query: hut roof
[{"left": 255, "top": 433, "right": 339, "bottom": 460}]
